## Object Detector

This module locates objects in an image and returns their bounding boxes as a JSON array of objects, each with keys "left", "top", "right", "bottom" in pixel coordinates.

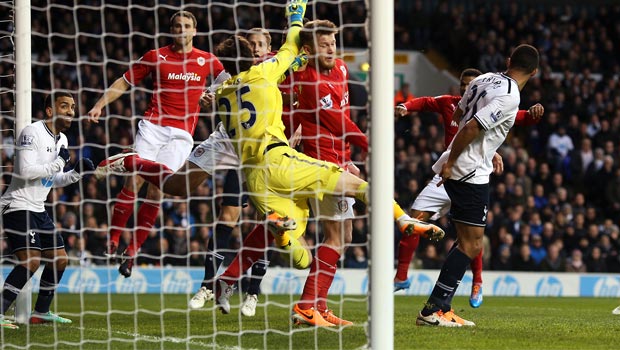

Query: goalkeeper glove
[
  {"left": 289, "top": 53, "right": 308, "bottom": 72},
  {"left": 73, "top": 158, "right": 95, "bottom": 174},
  {"left": 286, "top": 0, "right": 308, "bottom": 27}
]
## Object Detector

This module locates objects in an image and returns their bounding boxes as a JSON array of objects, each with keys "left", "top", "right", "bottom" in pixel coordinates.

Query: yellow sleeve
[{"left": 258, "top": 26, "right": 301, "bottom": 82}]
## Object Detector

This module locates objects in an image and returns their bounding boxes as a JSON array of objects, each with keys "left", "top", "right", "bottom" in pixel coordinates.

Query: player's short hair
[
  {"left": 509, "top": 44, "right": 539, "bottom": 73},
  {"left": 299, "top": 20, "right": 339, "bottom": 47},
  {"left": 215, "top": 36, "right": 254, "bottom": 76},
  {"left": 44, "top": 91, "right": 73, "bottom": 110},
  {"left": 460, "top": 68, "right": 482, "bottom": 80},
  {"left": 170, "top": 10, "right": 197, "bottom": 28},
  {"left": 246, "top": 28, "right": 271, "bottom": 46}
]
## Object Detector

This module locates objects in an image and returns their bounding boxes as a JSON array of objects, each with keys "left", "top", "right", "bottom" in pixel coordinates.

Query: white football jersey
[
  {"left": 432, "top": 72, "right": 520, "bottom": 184},
  {"left": 1, "top": 121, "right": 79, "bottom": 214}
]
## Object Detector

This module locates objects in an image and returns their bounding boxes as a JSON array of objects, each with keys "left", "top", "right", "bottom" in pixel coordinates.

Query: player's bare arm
[
  {"left": 452, "top": 106, "right": 464, "bottom": 124},
  {"left": 492, "top": 152, "right": 504, "bottom": 175},
  {"left": 438, "top": 118, "right": 482, "bottom": 186},
  {"left": 88, "top": 77, "right": 131, "bottom": 123},
  {"left": 395, "top": 103, "right": 408, "bottom": 117},
  {"left": 199, "top": 91, "right": 216, "bottom": 108},
  {"left": 528, "top": 103, "right": 544, "bottom": 120}
]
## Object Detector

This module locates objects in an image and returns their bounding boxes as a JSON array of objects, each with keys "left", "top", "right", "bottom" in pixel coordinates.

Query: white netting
[{"left": 1, "top": 1, "right": 372, "bottom": 348}]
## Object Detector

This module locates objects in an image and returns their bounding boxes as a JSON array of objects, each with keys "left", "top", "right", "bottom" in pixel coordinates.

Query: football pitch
[{"left": 1, "top": 294, "right": 618, "bottom": 349}]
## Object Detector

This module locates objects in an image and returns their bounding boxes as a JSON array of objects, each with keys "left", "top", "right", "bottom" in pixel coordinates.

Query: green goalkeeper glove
[
  {"left": 289, "top": 52, "right": 308, "bottom": 72},
  {"left": 286, "top": 0, "right": 308, "bottom": 27}
]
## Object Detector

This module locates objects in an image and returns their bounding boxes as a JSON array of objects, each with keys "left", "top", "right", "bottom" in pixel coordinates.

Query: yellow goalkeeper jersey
[{"left": 216, "top": 27, "right": 301, "bottom": 165}]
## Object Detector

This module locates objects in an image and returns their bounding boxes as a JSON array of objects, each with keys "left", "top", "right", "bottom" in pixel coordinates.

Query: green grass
[{"left": 1, "top": 294, "right": 619, "bottom": 349}]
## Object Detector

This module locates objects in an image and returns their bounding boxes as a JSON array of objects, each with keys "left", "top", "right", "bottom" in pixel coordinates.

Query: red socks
[
  {"left": 110, "top": 188, "right": 136, "bottom": 245},
  {"left": 125, "top": 202, "right": 160, "bottom": 257},
  {"left": 298, "top": 246, "right": 340, "bottom": 311},
  {"left": 471, "top": 248, "right": 483, "bottom": 285},
  {"left": 220, "top": 224, "right": 272, "bottom": 285},
  {"left": 395, "top": 234, "right": 420, "bottom": 281}
]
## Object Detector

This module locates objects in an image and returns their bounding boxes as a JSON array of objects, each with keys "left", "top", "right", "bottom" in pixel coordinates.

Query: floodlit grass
[{"left": 1, "top": 294, "right": 618, "bottom": 349}]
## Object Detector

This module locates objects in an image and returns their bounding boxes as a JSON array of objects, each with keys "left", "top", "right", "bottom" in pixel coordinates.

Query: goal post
[{"left": 368, "top": 0, "right": 394, "bottom": 348}]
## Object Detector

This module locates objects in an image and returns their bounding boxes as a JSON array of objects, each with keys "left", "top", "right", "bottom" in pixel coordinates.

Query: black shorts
[
  {"left": 444, "top": 180, "right": 489, "bottom": 227},
  {"left": 221, "top": 169, "right": 248, "bottom": 208},
  {"left": 2, "top": 210, "right": 64, "bottom": 253}
]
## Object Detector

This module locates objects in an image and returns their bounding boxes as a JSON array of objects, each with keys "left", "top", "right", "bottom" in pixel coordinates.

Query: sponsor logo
[
  {"left": 341, "top": 91, "right": 349, "bottom": 107},
  {"left": 41, "top": 176, "right": 54, "bottom": 188},
  {"left": 536, "top": 276, "right": 563, "bottom": 296},
  {"left": 493, "top": 275, "right": 520, "bottom": 296},
  {"left": 163, "top": 270, "right": 194, "bottom": 293},
  {"left": 67, "top": 268, "right": 101, "bottom": 293},
  {"left": 167, "top": 72, "right": 202, "bottom": 82},
  {"left": 405, "top": 273, "right": 434, "bottom": 295},
  {"left": 320, "top": 94, "right": 333, "bottom": 109},
  {"left": 272, "top": 271, "right": 303, "bottom": 294},
  {"left": 592, "top": 277, "right": 620, "bottom": 297},
  {"left": 197, "top": 57, "right": 205, "bottom": 66},
  {"left": 115, "top": 270, "right": 148, "bottom": 293},
  {"left": 339, "top": 65, "right": 347, "bottom": 76},
  {"left": 21, "top": 135, "right": 33, "bottom": 146},
  {"left": 158, "top": 54, "right": 168, "bottom": 61}
]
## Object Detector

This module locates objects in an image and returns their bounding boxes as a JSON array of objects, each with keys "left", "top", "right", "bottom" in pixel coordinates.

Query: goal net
[{"left": 1, "top": 0, "right": 394, "bottom": 349}]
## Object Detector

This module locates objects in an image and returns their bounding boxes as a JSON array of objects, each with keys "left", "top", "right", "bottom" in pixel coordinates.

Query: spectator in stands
[
  {"left": 394, "top": 82, "right": 414, "bottom": 106},
  {"left": 513, "top": 244, "right": 538, "bottom": 271},
  {"left": 539, "top": 243, "right": 566, "bottom": 272},
  {"left": 566, "top": 249, "right": 587, "bottom": 272},
  {"left": 345, "top": 246, "right": 368, "bottom": 269},
  {"left": 492, "top": 244, "right": 513, "bottom": 271},
  {"left": 529, "top": 235, "right": 547, "bottom": 265},
  {"left": 586, "top": 246, "right": 607, "bottom": 273}
]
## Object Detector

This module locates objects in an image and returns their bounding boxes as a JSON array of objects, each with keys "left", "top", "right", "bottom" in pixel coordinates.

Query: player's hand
[
  {"left": 74, "top": 158, "right": 95, "bottom": 174},
  {"left": 528, "top": 103, "right": 544, "bottom": 121},
  {"left": 437, "top": 163, "right": 452, "bottom": 187},
  {"left": 395, "top": 104, "right": 408, "bottom": 117},
  {"left": 200, "top": 91, "right": 216, "bottom": 108},
  {"left": 289, "top": 52, "right": 308, "bottom": 72},
  {"left": 58, "top": 147, "right": 70, "bottom": 165},
  {"left": 345, "top": 161, "right": 361, "bottom": 177},
  {"left": 87, "top": 106, "right": 102, "bottom": 124},
  {"left": 286, "top": 0, "right": 308, "bottom": 27},
  {"left": 289, "top": 124, "right": 303, "bottom": 148},
  {"left": 492, "top": 152, "right": 504, "bottom": 175}
]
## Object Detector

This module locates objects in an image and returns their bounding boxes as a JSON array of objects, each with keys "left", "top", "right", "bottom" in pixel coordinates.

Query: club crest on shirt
[
  {"left": 197, "top": 57, "right": 206, "bottom": 66},
  {"left": 320, "top": 94, "right": 333, "bottom": 109},
  {"left": 21, "top": 135, "right": 34, "bottom": 146},
  {"left": 337, "top": 199, "right": 349, "bottom": 213},
  {"left": 193, "top": 147, "right": 205, "bottom": 158}
]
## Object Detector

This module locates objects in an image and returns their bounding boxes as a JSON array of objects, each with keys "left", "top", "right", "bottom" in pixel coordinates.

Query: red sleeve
[
  {"left": 402, "top": 96, "right": 442, "bottom": 113},
  {"left": 514, "top": 110, "right": 539, "bottom": 126},
  {"left": 211, "top": 55, "right": 224, "bottom": 77},
  {"left": 318, "top": 108, "right": 368, "bottom": 152},
  {"left": 123, "top": 50, "right": 155, "bottom": 86}
]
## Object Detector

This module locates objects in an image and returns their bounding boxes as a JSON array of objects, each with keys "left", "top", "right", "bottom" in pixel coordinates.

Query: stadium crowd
[{"left": 1, "top": 0, "right": 619, "bottom": 275}]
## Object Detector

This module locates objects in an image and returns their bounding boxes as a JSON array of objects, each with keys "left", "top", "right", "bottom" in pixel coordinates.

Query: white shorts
[
  {"left": 309, "top": 195, "right": 355, "bottom": 221},
  {"left": 188, "top": 122, "right": 240, "bottom": 176},
  {"left": 411, "top": 174, "right": 451, "bottom": 221},
  {"left": 135, "top": 120, "right": 194, "bottom": 171}
]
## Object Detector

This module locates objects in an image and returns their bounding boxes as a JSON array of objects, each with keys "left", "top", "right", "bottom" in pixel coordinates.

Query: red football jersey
[
  {"left": 292, "top": 59, "right": 368, "bottom": 166},
  {"left": 402, "top": 95, "right": 535, "bottom": 148},
  {"left": 123, "top": 45, "right": 223, "bottom": 134}
]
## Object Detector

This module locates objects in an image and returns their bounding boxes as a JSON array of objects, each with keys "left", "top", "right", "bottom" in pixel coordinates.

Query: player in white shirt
[
  {"left": 0, "top": 92, "right": 94, "bottom": 329},
  {"left": 416, "top": 44, "right": 539, "bottom": 327}
]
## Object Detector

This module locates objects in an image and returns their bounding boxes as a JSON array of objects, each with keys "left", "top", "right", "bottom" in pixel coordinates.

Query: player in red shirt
[
  {"left": 285, "top": 19, "right": 369, "bottom": 327},
  {"left": 87, "top": 10, "right": 224, "bottom": 277},
  {"left": 393, "top": 68, "right": 544, "bottom": 308}
]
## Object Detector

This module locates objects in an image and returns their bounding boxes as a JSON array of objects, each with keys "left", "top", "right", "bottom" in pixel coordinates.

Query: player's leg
[
  {"left": 417, "top": 180, "right": 486, "bottom": 327},
  {"left": 469, "top": 248, "right": 484, "bottom": 308},
  {"left": 0, "top": 211, "right": 46, "bottom": 329},
  {"left": 108, "top": 174, "right": 144, "bottom": 255},
  {"left": 190, "top": 170, "right": 243, "bottom": 310},
  {"left": 294, "top": 196, "right": 355, "bottom": 327},
  {"left": 396, "top": 175, "right": 450, "bottom": 291},
  {"left": 333, "top": 170, "right": 445, "bottom": 240}
]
